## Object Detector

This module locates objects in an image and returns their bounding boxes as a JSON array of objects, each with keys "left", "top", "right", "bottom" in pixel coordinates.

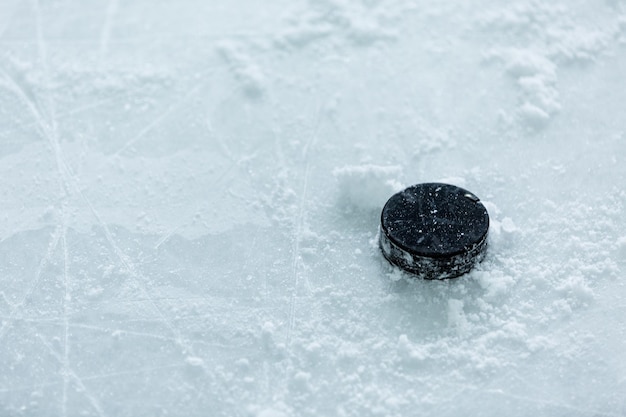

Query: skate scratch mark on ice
[
  {"left": 0, "top": 0, "right": 19, "bottom": 39},
  {"left": 0, "top": 31, "right": 275, "bottom": 46},
  {"left": 0, "top": 292, "right": 11, "bottom": 308},
  {"left": 154, "top": 226, "right": 182, "bottom": 249},
  {"left": 198, "top": 84, "right": 243, "bottom": 160},
  {"left": 0, "top": 62, "right": 214, "bottom": 139},
  {"left": 209, "top": 130, "right": 268, "bottom": 188},
  {"left": 60, "top": 295, "right": 277, "bottom": 311},
  {"left": 31, "top": 5, "right": 74, "bottom": 415},
  {"left": 80, "top": 194, "right": 200, "bottom": 359},
  {"left": 61, "top": 226, "right": 71, "bottom": 417},
  {"left": 80, "top": 363, "right": 186, "bottom": 381},
  {"left": 0, "top": 364, "right": 186, "bottom": 394},
  {"left": 67, "top": 218, "right": 205, "bottom": 406},
  {"left": 98, "top": 0, "right": 119, "bottom": 67},
  {"left": 427, "top": 381, "right": 481, "bottom": 414},
  {"left": 0, "top": 95, "right": 121, "bottom": 138},
  {"left": 0, "top": 60, "right": 211, "bottom": 137},
  {"left": 108, "top": 79, "right": 210, "bottom": 158},
  {"left": 0, "top": 67, "right": 51, "bottom": 142},
  {"left": 23, "top": 4, "right": 204, "bottom": 396},
  {"left": 286, "top": 157, "right": 311, "bottom": 345},
  {"left": 267, "top": 87, "right": 287, "bottom": 169},
  {"left": 286, "top": 105, "right": 323, "bottom": 346},
  {"left": 206, "top": 117, "right": 234, "bottom": 161},
  {"left": 25, "top": 78, "right": 200, "bottom": 370},
  {"left": 46, "top": 321, "right": 251, "bottom": 350},
  {"left": 485, "top": 389, "right": 622, "bottom": 417},
  {"left": 56, "top": 322, "right": 180, "bottom": 343},
  {"left": 0, "top": 226, "right": 61, "bottom": 342},
  {"left": 0, "top": 316, "right": 58, "bottom": 323},
  {"left": 0, "top": 380, "right": 63, "bottom": 394},
  {"left": 37, "top": 334, "right": 109, "bottom": 417},
  {"left": 211, "top": 159, "right": 238, "bottom": 187}
]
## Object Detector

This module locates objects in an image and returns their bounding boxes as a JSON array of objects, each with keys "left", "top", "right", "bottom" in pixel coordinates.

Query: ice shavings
[
  {"left": 447, "top": 299, "right": 468, "bottom": 332},
  {"left": 216, "top": 40, "right": 266, "bottom": 98},
  {"left": 2, "top": 51, "right": 172, "bottom": 96},
  {"left": 617, "top": 236, "right": 626, "bottom": 261},
  {"left": 485, "top": 48, "right": 560, "bottom": 129},
  {"left": 478, "top": 2, "right": 617, "bottom": 63},
  {"left": 275, "top": 0, "right": 400, "bottom": 49},
  {"left": 479, "top": 2, "right": 621, "bottom": 129},
  {"left": 333, "top": 164, "right": 404, "bottom": 210}
]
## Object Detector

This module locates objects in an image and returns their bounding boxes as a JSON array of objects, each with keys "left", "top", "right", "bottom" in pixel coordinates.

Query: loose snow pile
[{"left": 333, "top": 164, "right": 404, "bottom": 210}]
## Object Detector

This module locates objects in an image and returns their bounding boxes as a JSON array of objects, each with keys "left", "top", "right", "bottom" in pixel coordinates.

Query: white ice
[{"left": 0, "top": 0, "right": 625, "bottom": 416}]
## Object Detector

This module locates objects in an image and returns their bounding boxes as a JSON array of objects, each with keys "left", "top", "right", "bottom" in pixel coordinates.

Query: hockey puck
[{"left": 379, "top": 183, "right": 489, "bottom": 279}]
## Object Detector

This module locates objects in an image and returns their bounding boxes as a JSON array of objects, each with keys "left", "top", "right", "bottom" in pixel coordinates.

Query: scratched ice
[{"left": 1, "top": 1, "right": 626, "bottom": 416}]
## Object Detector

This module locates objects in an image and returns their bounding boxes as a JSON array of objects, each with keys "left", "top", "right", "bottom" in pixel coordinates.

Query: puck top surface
[{"left": 380, "top": 183, "right": 489, "bottom": 259}]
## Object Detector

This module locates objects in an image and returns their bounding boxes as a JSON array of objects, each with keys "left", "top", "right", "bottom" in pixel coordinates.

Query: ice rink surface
[{"left": 1, "top": 0, "right": 626, "bottom": 416}]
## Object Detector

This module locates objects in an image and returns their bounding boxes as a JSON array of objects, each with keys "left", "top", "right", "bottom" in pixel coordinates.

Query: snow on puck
[{"left": 379, "top": 183, "right": 489, "bottom": 279}]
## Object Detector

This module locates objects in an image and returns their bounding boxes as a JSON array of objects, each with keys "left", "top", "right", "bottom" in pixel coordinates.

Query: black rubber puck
[{"left": 379, "top": 183, "right": 489, "bottom": 279}]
